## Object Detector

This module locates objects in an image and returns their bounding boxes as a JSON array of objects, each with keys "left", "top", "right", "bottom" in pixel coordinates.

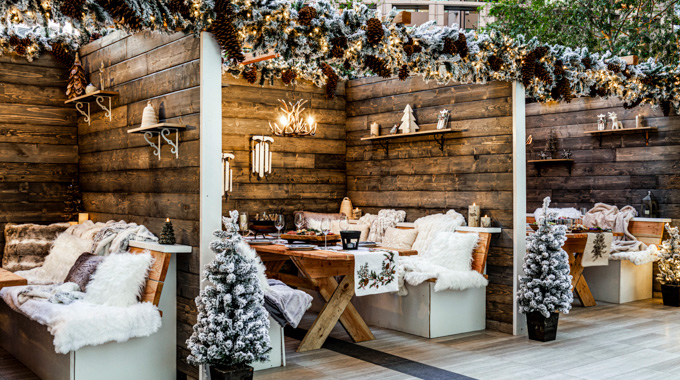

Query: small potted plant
[
  {"left": 657, "top": 224, "right": 680, "bottom": 307},
  {"left": 187, "top": 212, "right": 271, "bottom": 379},
  {"left": 518, "top": 197, "right": 573, "bottom": 341}
]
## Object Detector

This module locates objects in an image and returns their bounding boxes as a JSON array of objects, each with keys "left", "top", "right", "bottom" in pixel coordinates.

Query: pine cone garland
[
  {"left": 640, "top": 76, "right": 654, "bottom": 85},
  {"left": 96, "top": 0, "right": 143, "bottom": 30},
  {"left": 403, "top": 38, "right": 422, "bottom": 56},
  {"left": 298, "top": 6, "right": 317, "bottom": 27},
  {"left": 534, "top": 64, "right": 552, "bottom": 85},
  {"left": 488, "top": 55, "right": 503, "bottom": 71},
  {"left": 209, "top": 15, "right": 245, "bottom": 63},
  {"left": 243, "top": 66, "right": 257, "bottom": 84},
  {"left": 321, "top": 63, "right": 338, "bottom": 99},
  {"left": 521, "top": 62, "right": 535, "bottom": 87},
  {"left": 51, "top": 43, "right": 75, "bottom": 67},
  {"left": 607, "top": 62, "right": 622, "bottom": 73},
  {"left": 443, "top": 37, "right": 457, "bottom": 55},
  {"left": 330, "top": 36, "right": 347, "bottom": 59},
  {"left": 167, "top": 0, "right": 191, "bottom": 18},
  {"left": 365, "top": 18, "right": 383, "bottom": 45},
  {"left": 553, "top": 60, "right": 565, "bottom": 77},
  {"left": 453, "top": 33, "right": 468, "bottom": 58},
  {"left": 551, "top": 78, "right": 572, "bottom": 102},
  {"left": 60, "top": 0, "right": 86, "bottom": 20},
  {"left": 623, "top": 98, "right": 643, "bottom": 109},
  {"left": 281, "top": 69, "right": 297, "bottom": 85},
  {"left": 343, "top": 59, "right": 351, "bottom": 71},
  {"left": 14, "top": 38, "right": 31, "bottom": 56},
  {"left": 398, "top": 65, "right": 409, "bottom": 81},
  {"left": 364, "top": 55, "right": 391, "bottom": 78},
  {"left": 8, "top": 35, "right": 20, "bottom": 47}
]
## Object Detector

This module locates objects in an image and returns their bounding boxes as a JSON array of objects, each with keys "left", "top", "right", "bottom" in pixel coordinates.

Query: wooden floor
[
  {"left": 256, "top": 298, "right": 680, "bottom": 380},
  {"left": 2, "top": 299, "right": 680, "bottom": 379}
]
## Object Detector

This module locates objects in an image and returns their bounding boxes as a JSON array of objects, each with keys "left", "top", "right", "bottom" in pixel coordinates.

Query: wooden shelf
[
  {"left": 361, "top": 128, "right": 466, "bottom": 154},
  {"left": 127, "top": 122, "right": 187, "bottom": 134},
  {"left": 64, "top": 90, "right": 119, "bottom": 104},
  {"left": 528, "top": 159, "right": 574, "bottom": 176},
  {"left": 584, "top": 126, "right": 657, "bottom": 147}
]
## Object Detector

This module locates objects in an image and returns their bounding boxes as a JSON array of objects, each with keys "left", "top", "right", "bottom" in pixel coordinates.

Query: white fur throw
[
  {"left": 236, "top": 239, "right": 270, "bottom": 292},
  {"left": 533, "top": 206, "right": 581, "bottom": 221},
  {"left": 382, "top": 227, "right": 418, "bottom": 249},
  {"left": 611, "top": 245, "right": 660, "bottom": 266},
  {"left": 398, "top": 232, "right": 487, "bottom": 295},
  {"left": 411, "top": 210, "right": 466, "bottom": 253},
  {"left": 16, "top": 233, "right": 93, "bottom": 285},
  {"left": 1, "top": 286, "right": 161, "bottom": 354},
  {"left": 65, "top": 220, "right": 106, "bottom": 240},
  {"left": 85, "top": 251, "right": 153, "bottom": 307}
]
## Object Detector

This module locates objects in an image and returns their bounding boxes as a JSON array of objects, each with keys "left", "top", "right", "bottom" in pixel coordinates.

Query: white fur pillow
[
  {"left": 382, "top": 227, "right": 418, "bottom": 249},
  {"left": 422, "top": 232, "right": 479, "bottom": 271},
  {"left": 15, "top": 233, "right": 93, "bottom": 284},
  {"left": 85, "top": 251, "right": 153, "bottom": 307}
]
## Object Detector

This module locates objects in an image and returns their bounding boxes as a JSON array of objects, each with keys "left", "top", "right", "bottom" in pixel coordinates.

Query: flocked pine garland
[{"left": 0, "top": 0, "right": 679, "bottom": 113}]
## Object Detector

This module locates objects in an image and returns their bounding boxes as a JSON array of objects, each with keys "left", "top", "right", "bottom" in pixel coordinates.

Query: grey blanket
[{"left": 264, "top": 279, "right": 313, "bottom": 328}]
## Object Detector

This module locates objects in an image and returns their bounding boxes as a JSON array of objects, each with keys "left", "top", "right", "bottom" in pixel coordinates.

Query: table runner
[
  {"left": 326, "top": 247, "right": 399, "bottom": 296},
  {"left": 581, "top": 232, "right": 614, "bottom": 267}
]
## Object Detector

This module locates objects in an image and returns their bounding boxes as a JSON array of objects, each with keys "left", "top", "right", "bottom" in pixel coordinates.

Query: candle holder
[
  {"left": 468, "top": 204, "right": 480, "bottom": 227},
  {"left": 340, "top": 231, "right": 361, "bottom": 250},
  {"left": 481, "top": 215, "right": 491, "bottom": 228}
]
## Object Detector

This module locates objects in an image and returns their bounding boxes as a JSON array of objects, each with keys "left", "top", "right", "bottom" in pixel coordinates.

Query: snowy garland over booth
[{"left": 0, "top": 0, "right": 679, "bottom": 113}]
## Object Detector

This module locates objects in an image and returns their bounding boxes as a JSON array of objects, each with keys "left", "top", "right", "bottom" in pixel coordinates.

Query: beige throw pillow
[{"left": 382, "top": 227, "right": 418, "bottom": 249}]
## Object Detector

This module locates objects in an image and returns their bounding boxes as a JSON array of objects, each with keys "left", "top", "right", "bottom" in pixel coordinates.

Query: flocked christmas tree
[
  {"left": 518, "top": 197, "right": 573, "bottom": 318},
  {"left": 398, "top": 104, "right": 418, "bottom": 133},
  {"left": 657, "top": 224, "right": 680, "bottom": 285},
  {"left": 187, "top": 211, "right": 271, "bottom": 370},
  {"left": 159, "top": 219, "right": 176, "bottom": 245}
]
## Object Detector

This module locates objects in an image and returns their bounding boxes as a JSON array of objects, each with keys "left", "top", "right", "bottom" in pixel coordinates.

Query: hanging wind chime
[
  {"left": 251, "top": 136, "right": 274, "bottom": 178},
  {"left": 222, "top": 152, "right": 235, "bottom": 195},
  {"left": 269, "top": 99, "right": 317, "bottom": 137}
]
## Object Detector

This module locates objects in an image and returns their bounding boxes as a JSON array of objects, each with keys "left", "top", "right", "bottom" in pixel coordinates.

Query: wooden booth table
[
  {"left": 250, "top": 243, "right": 416, "bottom": 352},
  {"left": 0, "top": 268, "right": 26, "bottom": 291}
]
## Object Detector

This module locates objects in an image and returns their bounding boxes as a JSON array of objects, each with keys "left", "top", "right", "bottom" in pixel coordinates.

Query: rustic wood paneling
[
  {"left": 222, "top": 75, "right": 347, "bottom": 224},
  {"left": 79, "top": 31, "right": 200, "bottom": 379},
  {"left": 0, "top": 54, "right": 77, "bottom": 260},
  {"left": 345, "top": 76, "right": 514, "bottom": 333}
]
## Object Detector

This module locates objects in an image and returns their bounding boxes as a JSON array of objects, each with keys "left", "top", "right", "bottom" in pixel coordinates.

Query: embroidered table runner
[
  {"left": 326, "top": 247, "right": 399, "bottom": 296},
  {"left": 581, "top": 232, "right": 614, "bottom": 267}
]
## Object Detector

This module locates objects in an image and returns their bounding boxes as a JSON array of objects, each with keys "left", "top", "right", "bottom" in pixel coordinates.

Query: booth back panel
[
  {"left": 79, "top": 31, "right": 200, "bottom": 380},
  {"left": 0, "top": 54, "right": 78, "bottom": 260},
  {"left": 345, "top": 77, "right": 515, "bottom": 333}
]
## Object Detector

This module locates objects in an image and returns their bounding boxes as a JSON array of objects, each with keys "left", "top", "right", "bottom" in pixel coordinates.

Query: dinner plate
[
  {"left": 285, "top": 244, "right": 317, "bottom": 251},
  {"left": 249, "top": 239, "right": 274, "bottom": 245},
  {"left": 359, "top": 241, "right": 378, "bottom": 247}
]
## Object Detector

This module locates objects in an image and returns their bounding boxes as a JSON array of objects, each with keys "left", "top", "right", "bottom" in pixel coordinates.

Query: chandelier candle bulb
[
  {"left": 481, "top": 215, "right": 491, "bottom": 228},
  {"left": 468, "top": 203, "right": 480, "bottom": 227}
]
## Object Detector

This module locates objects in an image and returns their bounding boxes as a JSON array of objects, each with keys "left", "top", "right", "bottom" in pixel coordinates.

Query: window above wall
[{"left": 445, "top": 6, "right": 481, "bottom": 30}]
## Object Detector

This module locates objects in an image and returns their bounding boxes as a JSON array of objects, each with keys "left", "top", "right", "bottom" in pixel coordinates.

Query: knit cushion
[
  {"left": 382, "top": 227, "right": 418, "bottom": 249},
  {"left": 65, "top": 252, "right": 105, "bottom": 292},
  {"left": 2, "top": 223, "right": 71, "bottom": 272}
]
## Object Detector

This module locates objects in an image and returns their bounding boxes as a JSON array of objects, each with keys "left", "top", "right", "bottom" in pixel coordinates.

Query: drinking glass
[
  {"left": 340, "top": 215, "right": 349, "bottom": 232},
  {"left": 295, "top": 213, "right": 304, "bottom": 231},
  {"left": 321, "top": 218, "right": 331, "bottom": 249},
  {"left": 239, "top": 212, "right": 249, "bottom": 237},
  {"left": 275, "top": 214, "right": 285, "bottom": 244},
  {"left": 580, "top": 207, "right": 588, "bottom": 224}
]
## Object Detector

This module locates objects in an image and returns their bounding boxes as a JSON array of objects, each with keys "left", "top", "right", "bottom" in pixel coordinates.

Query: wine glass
[
  {"left": 340, "top": 215, "right": 349, "bottom": 232},
  {"left": 275, "top": 214, "right": 285, "bottom": 244},
  {"left": 321, "top": 218, "right": 331, "bottom": 250},
  {"left": 580, "top": 207, "right": 588, "bottom": 224},
  {"left": 295, "top": 213, "right": 304, "bottom": 231}
]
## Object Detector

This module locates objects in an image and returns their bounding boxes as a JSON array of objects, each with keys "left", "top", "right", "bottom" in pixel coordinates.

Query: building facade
[{"left": 379, "top": 0, "right": 492, "bottom": 29}]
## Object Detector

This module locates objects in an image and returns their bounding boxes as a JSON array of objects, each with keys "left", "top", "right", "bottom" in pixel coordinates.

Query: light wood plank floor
[{"left": 256, "top": 298, "right": 680, "bottom": 380}]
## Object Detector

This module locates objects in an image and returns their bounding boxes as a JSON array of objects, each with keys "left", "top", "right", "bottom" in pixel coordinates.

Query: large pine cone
[
  {"left": 330, "top": 36, "right": 347, "bottom": 59},
  {"left": 398, "top": 65, "right": 409, "bottom": 81},
  {"left": 453, "top": 33, "right": 468, "bottom": 58},
  {"left": 167, "top": 0, "right": 191, "bottom": 18},
  {"left": 443, "top": 37, "right": 457, "bottom": 55},
  {"left": 209, "top": 15, "right": 245, "bottom": 63},
  {"left": 581, "top": 57, "right": 592, "bottom": 70},
  {"left": 343, "top": 59, "right": 351, "bottom": 71},
  {"left": 521, "top": 62, "right": 535, "bottom": 87},
  {"left": 281, "top": 68, "right": 297, "bottom": 85},
  {"left": 365, "top": 18, "right": 383, "bottom": 45},
  {"left": 403, "top": 38, "right": 422, "bottom": 56},
  {"left": 243, "top": 66, "right": 257, "bottom": 84},
  {"left": 534, "top": 64, "right": 552, "bottom": 85},
  {"left": 51, "top": 43, "right": 75, "bottom": 67},
  {"left": 8, "top": 35, "right": 20, "bottom": 47},
  {"left": 553, "top": 60, "right": 565, "bottom": 77},
  {"left": 96, "top": 0, "right": 143, "bottom": 30},
  {"left": 551, "top": 78, "right": 572, "bottom": 102},
  {"left": 321, "top": 63, "right": 338, "bottom": 99},
  {"left": 60, "top": 0, "right": 86, "bottom": 20},
  {"left": 298, "top": 6, "right": 317, "bottom": 27},
  {"left": 488, "top": 55, "right": 503, "bottom": 71},
  {"left": 14, "top": 38, "right": 31, "bottom": 56},
  {"left": 607, "top": 62, "right": 622, "bottom": 73},
  {"left": 364, "top": 55, "right": 391, "bottom": 78}
]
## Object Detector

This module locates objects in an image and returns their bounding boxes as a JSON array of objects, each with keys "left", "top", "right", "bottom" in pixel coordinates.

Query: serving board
[{"left": 281, "top": 233, "right": 341, "bottom": 246}]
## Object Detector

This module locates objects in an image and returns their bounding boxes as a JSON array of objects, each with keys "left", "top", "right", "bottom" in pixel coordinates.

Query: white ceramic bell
[
  {"left": 141, "top": 101, "right": 158, "bottom": 128},
  {"left": 85, "top": 83, "right": 97, "bottom": 94}
]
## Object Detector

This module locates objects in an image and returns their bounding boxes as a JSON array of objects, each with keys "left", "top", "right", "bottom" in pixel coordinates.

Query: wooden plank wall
[
  {"left": 78, "top": 31, "right": 201, "bottom": 380},
  {"left": 222, "top": 75, "right": 347, "bottom": 222},
  {"left": 526, "top": 98, "right": 680, "bottom": 227},
  {"left": 345, "top": 77, "right": 515, "bottom": 333},
  {"left": 0, "top": 54, "right": 77, "bottom": 259}
]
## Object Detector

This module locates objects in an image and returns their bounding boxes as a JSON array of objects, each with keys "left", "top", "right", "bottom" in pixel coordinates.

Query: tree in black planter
[
  {"left": 518, "top": 196, "right": 573, "bottom": 341},
  {"left": 187, "top": 211, "right": 271, "bottom": 379},
  {"left": 657, "top": 224, "right": 680, "bottom": 307}
]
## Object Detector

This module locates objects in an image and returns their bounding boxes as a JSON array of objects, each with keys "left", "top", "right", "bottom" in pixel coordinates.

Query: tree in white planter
[
  {"left": 657, "top": 224, "right": 680, "bottom": 306},
  {"left": 187, "top": 213, "right": 271, "bottom": 378},
  {"left": 518, "top": 196, "right": 573, "bottom": 341}
]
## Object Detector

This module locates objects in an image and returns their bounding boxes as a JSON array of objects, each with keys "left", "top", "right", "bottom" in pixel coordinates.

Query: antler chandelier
[{"left": 269, "top": 99, "right": 317, "bottom": 137}]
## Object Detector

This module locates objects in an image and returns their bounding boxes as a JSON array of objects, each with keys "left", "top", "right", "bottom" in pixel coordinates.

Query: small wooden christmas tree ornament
[
  {"left": 66, "top": 53, "right": 87, "bottom": 99},
  {"left": 399, "top": 104, "right": 419, "bottom": 133},
  {"left": 141, "top": 101, "right": 158, "bottom": 127},
  {"left": 159, "top": 218, "right": 176, "bottom": 245}
]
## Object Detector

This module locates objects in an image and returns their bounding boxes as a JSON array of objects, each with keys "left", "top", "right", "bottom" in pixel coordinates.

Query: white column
[
  {"left": 198, "top": 31, "right": 223, "bottom": 380},
  {"left": 512, "top": 81, "right": 527, "bottom": 336}
]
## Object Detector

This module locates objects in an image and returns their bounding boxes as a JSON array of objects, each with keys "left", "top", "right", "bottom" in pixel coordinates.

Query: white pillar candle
[
  {"left": 636, "top": 115, "right": 643, "bottom": 128},
  {"left": 468, "top": 203, "right": 480, "bottom": 227},
  {"left": 370, "top": 122, "right": 379, "bottom": 137},
  {"left": 481, "top": 215, "right": 491, "bottom": 228},
  {"left": 78, "top": 213, "right": 89, "bottom": 224}
]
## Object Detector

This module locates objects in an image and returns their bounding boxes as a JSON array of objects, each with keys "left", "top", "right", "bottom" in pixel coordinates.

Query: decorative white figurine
[
  {"left": 141, "top": 101, "right": 158, "bottom": 128},
  {"left": 436, "top": 109, "right": 450, "bottom": 130},
  {"left": 85, "top": 83, "right": 97, "bottom": 94},
  {"left": 389, "top": 124, "right": 398, "bottom": 134},
  {"left": 597, "top": 114, "right": 606, "bottom": 130},
  {"left": 608, "top": 112, "right": 623, "bottom": 130},
  {"left": 399, "top": 104, "right": 419, "bottom": 133}
]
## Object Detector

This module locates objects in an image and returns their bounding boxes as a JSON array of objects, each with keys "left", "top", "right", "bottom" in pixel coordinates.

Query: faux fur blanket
[
  {"left": 611, "top": 245, "right": 660, "bottom": 265},
  {"left": 16, "top": 283, "right": 83, "bottom": 306},
  {"left": 91, "top": 221, "right": 158, "bottom": 256},
  {"left": 583, "top": 203, "right": 645, "bottom": 253},
  {"left": 1, "top": 286, "right": 161, "bottom": 354},
  {"left": 411, "top": 210, "right": 466, "bottom": 253},
  {"left": 65, "top": 220, "right": 106, "bottom": 240}
]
